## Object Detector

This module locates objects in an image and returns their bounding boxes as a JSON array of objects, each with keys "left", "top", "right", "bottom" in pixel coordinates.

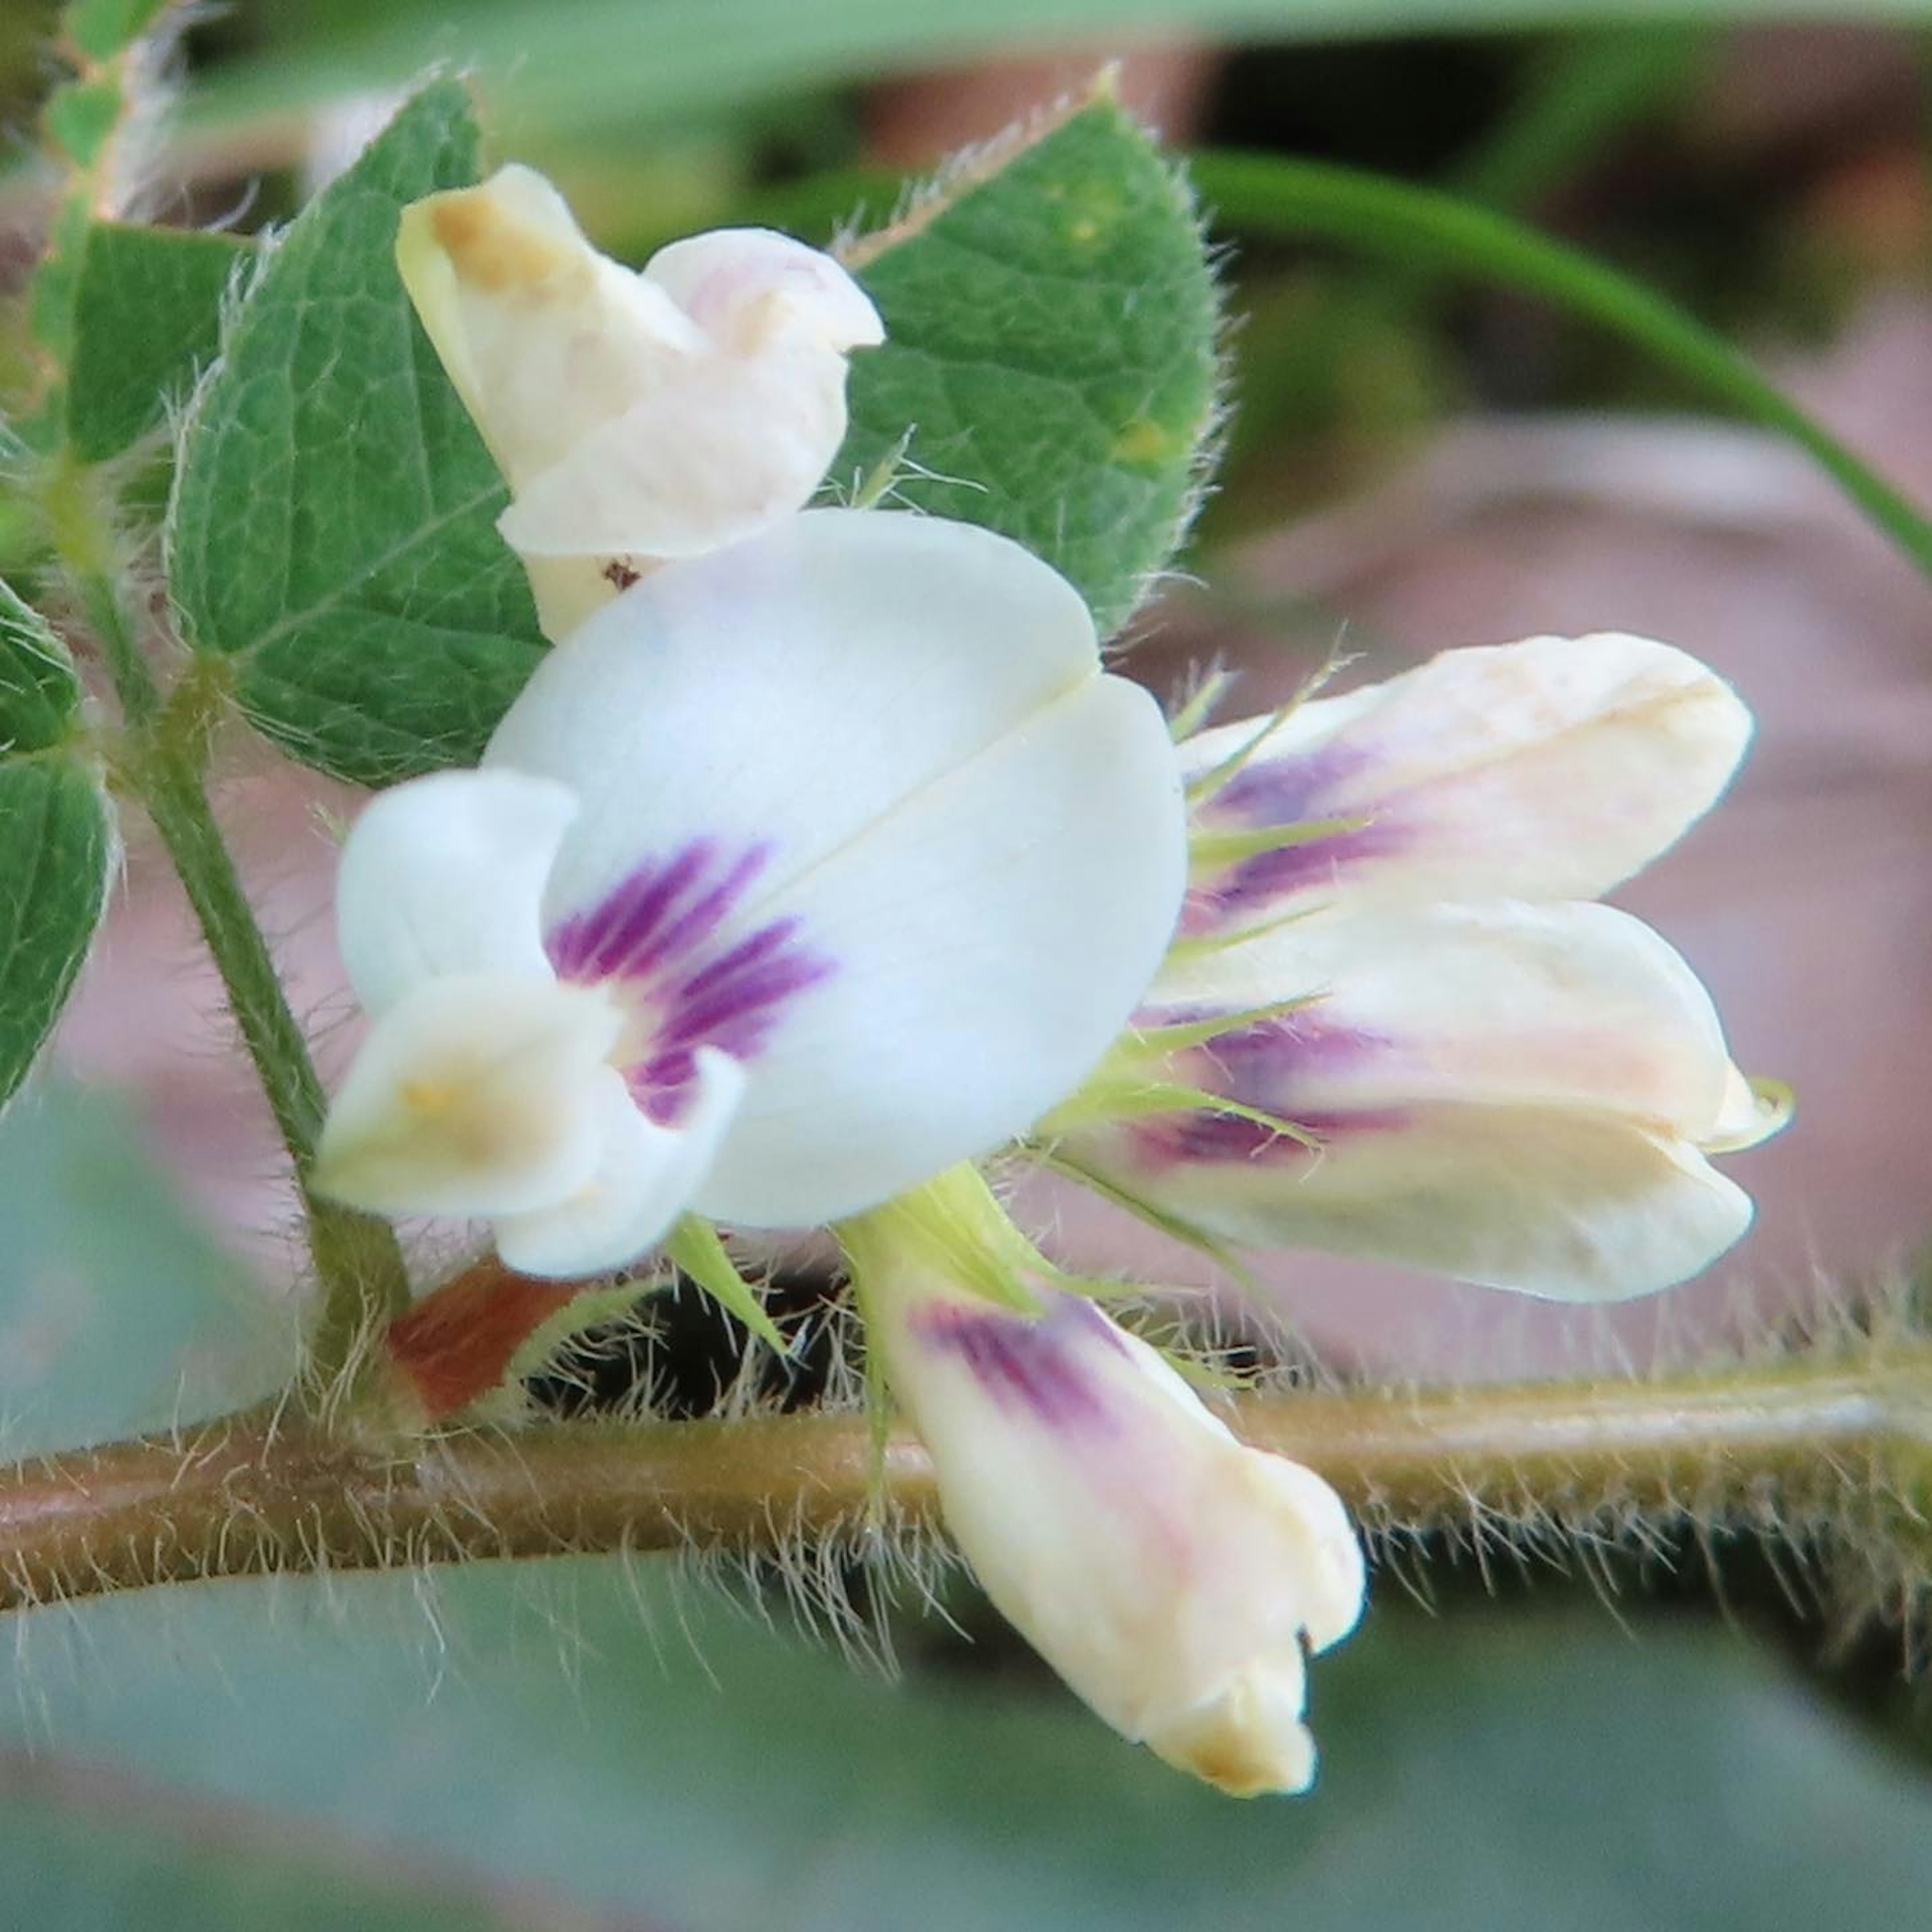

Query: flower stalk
[
  {"left": 1, "top": 1337, "right": 1924, "bottom": 1619},
  {"left": 64, "top": 530, "right": 411, "bottom": 1396}
]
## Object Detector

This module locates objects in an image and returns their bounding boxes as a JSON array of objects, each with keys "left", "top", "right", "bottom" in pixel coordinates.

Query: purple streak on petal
[
  {"left": 647, "top": 844, "right": 771, "bottom": 972},
  {"left": 546, "top": 841, "right": 721, "bottom": 982},
  {"left": 1213, "top": 741, "right": 1363, "bottom": 826},
  {"left": 547, "top": 839, "right": 835, "bottom": 1126},
  {"left": 1150, "top": 1103, "right": 1412, "bottom": 1162},
  {"left": 908, "top": 1295, "right": 1129, "bottom": 1432},
  {"left": 1215, "top": 822, "right": 1410, "bottom": 919},
  {"left": 1132, "top": 1006, "right": 1407, "bottom": 1167},
  {"left": 1190, "top": 739, "right": 1410, "bottom": 924},
  {"left": 678, "top": 922, "right": 797, "bottom": 1000}
]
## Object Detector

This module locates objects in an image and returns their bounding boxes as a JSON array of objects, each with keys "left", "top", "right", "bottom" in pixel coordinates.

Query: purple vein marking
[
  {"left": 547, "top": 839, "right": 835, "bottom": 1124},
  {"left": 909, "top": 1295, "right": 1130, "bottom": 1432},
  {"left": 1134, "top": 1006, "right": 1408, "bottom": 1165},
  {"left": 1193, "top": 741, "right": 1409, "bottom": 923}
]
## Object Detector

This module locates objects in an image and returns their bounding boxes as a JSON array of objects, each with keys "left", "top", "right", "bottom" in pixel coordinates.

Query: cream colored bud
[
  {"left": 397, "top": 167, "right": 883, "bottom": 640},
  {"left": 845, "top": 1178, "right": 1365, "bottom": 1797}
]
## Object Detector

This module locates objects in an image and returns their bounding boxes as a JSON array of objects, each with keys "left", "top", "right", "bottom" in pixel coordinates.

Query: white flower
[
  {"left": 313, "top": 509, "right": 1186, "bottom": 1277},
  {"left": 397, "top": 166, "right": 883, "bottom": 640},
  {"left": 846, "top": 1173, "right": 1364, "bottom": 1797},
  {"left": 1059, "top": 633, "right": 1786, "bottom": 1300}
]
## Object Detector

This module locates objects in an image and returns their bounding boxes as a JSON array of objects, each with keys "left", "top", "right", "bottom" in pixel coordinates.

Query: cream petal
[
  {"left": 1079, "top": 900, "right": 1768, "bottom": 1299},
  {"left": 494, "top": 1049, "right": 746, "bottom": 1277},
  {"left": 643, "top": 227, "right": 883, "bottom": 355},
  {"left": 398, "top": 173, "right": 880, "bottom": 637},
  {"left": 862, "top": 1266, "right": 1365, "bottom": 1797},
  {"left": 1708, "top": 1065, "right": 1792, "bottom": 1153},
  {"left": 1154, "top": 899, "right": 1745, "bottom": 1139},
  {"left": 1186, "top": 633, "right": 1752, "bottom": 921},
  {"left": 488, "top": 510, "right": 1187, "bottom": 1227},
  {"left": 692, "top": 673, "right": 1185, "bottom": 1225},
  {"left": 396, "top": 165, "right": 702, "bottom": 491},
  {"left": 335, "top": 769, "right": 578, "bottom": 1018},
  {"left": 518, "top": 556, "right": 627, "bottom": 653},
  {"left": 1149, "top": 1658, "right": 1316, "bottom": 1797},
  {"left": 313, "top": 974, "right": 622, "bottom": 1220},
  {"left": 1112, "top": 1103, "right": 1754, "bottom": 1302},
  {"left": 496, "top": 345, "right": 850, "bottom": 565}
]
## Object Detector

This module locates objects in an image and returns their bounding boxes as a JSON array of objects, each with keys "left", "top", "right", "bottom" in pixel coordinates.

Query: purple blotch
[
  {"left": 1137, "top": 1007, "right": 1408, "bottom": 1165},
  {"left": 909, "top": 1295, "right": 1130, "bottom": 1431},
  {"left": 1213, "top": 741, "right": 1361, "bottom": 826},
  {"left": 548, "top": 840, "right": 835, "bottom": 1125},
  {"left": 1194, "top": 740, "right": 1410, "bottom": 922}
]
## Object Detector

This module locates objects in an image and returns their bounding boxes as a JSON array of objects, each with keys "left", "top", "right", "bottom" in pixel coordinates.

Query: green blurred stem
[
  {"left": 1446, "top": 26, "right": 1709, "bottom": 214},
  {"left": 1, "top": 1340, "right": 1924, "bottom": 1614},
  {"left": 1190, "top": 148, "right": 1932, "bottom": 582},
  {"left": 76, "top": 558, "right": 410, "bottom": 1386}
]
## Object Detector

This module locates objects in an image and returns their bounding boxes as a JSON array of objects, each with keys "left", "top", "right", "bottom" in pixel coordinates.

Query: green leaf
[
  {"left": 168, "top": 82, "right": 546, "bottom": 787},
  {"left": 836, "top": 95, "right": 1219, "bottom": 637},
  {"left": 6, "top": 1568, "right": 1930, "bottom": 1932},
  {"left": 63, "top": 0, "right": 178, "bottom": 63},
  {"left": 43, "top": 76, "right": 123, "bottom": 170},
  {"left": 26, "top": 190, "right": 93, "bottom": 372},
  {"left": 0, "top": 583, "right": 112, "bottom": 1111},
  {"left": 169, "top": 82, "right": 1214, "bottom": 778},
  {"left": 0, "top": 764, "right": 113, "bottom": 1111},
  {"left": 66, "top": 221, "right": 250, "bottom": 461},
  {"left": 0, "top": 578, "right": 83, "bottom": 753},
  {"left": 0, "top": 1076, "right": 285, "bottom": 1457},
  {"left": 0, "top": 1768, "right": 560, "bottom": 1932}
]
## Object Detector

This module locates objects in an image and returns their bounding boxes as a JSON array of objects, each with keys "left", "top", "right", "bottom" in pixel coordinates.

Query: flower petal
[
  {"left": 694, "top": 672, "right": 1185, "bottom": 1224},
  {"left": 487, "top": 509, "right": 1188, "bottom": 1226},
  {"left": 853, "top": 1228, "right": 1365, "bottom": 1797},
  {"left": 642, "top": 227, "right": 883, "bottom": 356},
  {"left": 1078, "top": 900, "right": 1764, "bottom": 1298},
  {"left": 1156, "top": 899, "right": 1745, "bottom": 1138},
  {"left": 396, "top": 166, "right": 700, "bottom": 492},
  {"left": 1128, "top": 1105, "right": 1752, "bottom": 1301},
  {"left": 399, "top": 175, "right": 881, "bottom": 638},
  {"left": 312, "top": 974, "right": 621, "bottom": 1219},
  {"left": 494, "top": 1048, "right": 746, "bottom": 1277},
  {"left": 1187, "top": 634, "right": 1751, "bottom": 922},
  {"left": 496, "top": 345, "right": 850, "bottom": 566},
  {"left": 488, "top": 509, "right": 1108, "bottom": 913},
  {"left": 336, "top": 769, "right": 578, "bottom": 1017}
]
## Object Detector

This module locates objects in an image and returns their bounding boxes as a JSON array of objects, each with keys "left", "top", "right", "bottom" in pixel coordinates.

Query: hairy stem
[
  {"left": 78, "top": 560, "right": 410, "bottom": 1386},
  {"left": 4, "top": 1342, "right": 1925, "bottom": 1616}
]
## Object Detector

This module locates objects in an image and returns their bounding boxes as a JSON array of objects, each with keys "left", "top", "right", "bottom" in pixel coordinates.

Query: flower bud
[
  {"left": 1183, "top": 633, "right": 1752, "bottom": 931},
  {"left": 844, "top": 1172, "right": 1365, "bottom": 1795},
  {"left": 397, "top": 166, "right": 883, "bottom": 639}
]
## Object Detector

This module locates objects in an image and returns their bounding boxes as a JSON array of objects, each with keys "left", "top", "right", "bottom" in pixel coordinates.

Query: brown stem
[{"left": 2, "top": 1341, "right": 1926, "bottom": 1616}]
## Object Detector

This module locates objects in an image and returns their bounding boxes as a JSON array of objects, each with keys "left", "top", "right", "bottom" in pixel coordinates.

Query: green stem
[
  {"left": 1, "top": 1336, "right": 1925, "bottom": 1615},
  {"left": 1445, "top": 26, "right": 1710, "bottom": 213},
  {"left": 79, "top": 562, "right": 409, "bottom": 1388},
  {"left": 1188, "top": 149, "right": 1932, "bottom": 583}
]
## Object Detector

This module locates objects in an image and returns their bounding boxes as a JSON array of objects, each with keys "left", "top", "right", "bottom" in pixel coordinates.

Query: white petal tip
[
  {"left": 316, "top": 976, "right": 622, "bottom": 1221},
  {"left": 1150, "top": 1663, "right": 1321, "bottom": 1798},
  {"left": 644, "top": 226, "right": 884, "bottom": 353},
  {"left": 1706, "top": 1069, "right": 1793, "bottom": 1154},
  {"left": 493, "top": 1049, "right": 748, "bottom": 1278}
]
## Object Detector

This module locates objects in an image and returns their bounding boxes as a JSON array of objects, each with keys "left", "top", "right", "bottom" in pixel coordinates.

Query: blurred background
[{"left": 5, "top": 3, "right": 1932, "bottom": 1926}]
